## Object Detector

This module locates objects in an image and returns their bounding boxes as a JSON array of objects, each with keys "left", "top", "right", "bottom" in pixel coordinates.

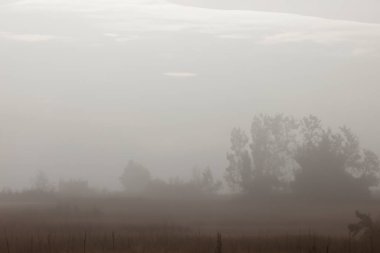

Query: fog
[{"left": 1, "top": 0, "right": 380, "bottom": 192}]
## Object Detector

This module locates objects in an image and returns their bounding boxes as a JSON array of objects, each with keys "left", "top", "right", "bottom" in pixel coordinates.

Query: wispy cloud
[
  {"left": 260, "top": 28, "right": 380, "bottom": 45},
  {"left": 351, "top": 47, "right": 379, "bottom": 57},
  {"left": 0, "top": 31, "right": 57, "bottom": 42},
  {"left": 259, "top": 32, "right": 345, "bottom": 45},
  {"left": 6, "top": 0, "right": 380, "bottom": 54},
  {"left": 164, "top": 72, "right": 197, "bottom": 77},
  {"left": 217, "top": 34, "right": 252, "bottom": 40},
  {"left": 103, "top": 33, "right": 139, "bottom": 42}
]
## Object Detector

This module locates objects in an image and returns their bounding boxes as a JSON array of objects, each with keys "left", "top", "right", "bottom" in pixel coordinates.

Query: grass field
[
  {"left": 0, "top": 194, "right": 379, "bottom": 253},
  {"left": 0, "top": 223, "right": 377, "bottom": 253}
]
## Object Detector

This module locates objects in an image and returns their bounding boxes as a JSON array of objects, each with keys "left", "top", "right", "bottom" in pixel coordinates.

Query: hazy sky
[
  {"left": 1, "top": 0, "right": 380, "bottom": 190},
  {"left": 172, "top": 0, "right": 380, "bottom": 23}
]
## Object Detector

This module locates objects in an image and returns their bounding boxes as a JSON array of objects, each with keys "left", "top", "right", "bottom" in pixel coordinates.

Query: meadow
[{"left": 0, "top": 194, "right": 379, "bottom": 253}]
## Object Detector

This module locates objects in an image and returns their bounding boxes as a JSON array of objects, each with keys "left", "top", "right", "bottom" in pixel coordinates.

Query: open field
[
  {"left": 0, "top": 220, "right": 378, "bottom": 253},
  {"left": 0, "top": 195, "right": 379, "bottom": 253}
]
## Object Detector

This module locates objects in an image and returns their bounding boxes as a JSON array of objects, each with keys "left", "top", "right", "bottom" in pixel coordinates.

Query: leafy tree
[
  {"left": 348, "top": 210, "right": 379, "bottom": 252},
  {"left": 226, "top": 114, "right": 380, "bottom": 198},
  {"left": 120, "top": 160, "right": 151, "bottom": 194},
  {"left": 192, "top": 167, "right": 222, "bottom": 194},
  {"left": 145, "top": 168, "right": 221, "bottom": 198},
  {"left": 348, "top": 210, "right": 374, "bottom": 238},
  {"left": 294, "top": 124, "right": 379, "bottom": 199},
  {"left": 226, "top": 115, "right": 298, "bottom": 194},
  {"left": 32, "top": 170, "right": 50, "bottom": 192},
  {"left": 249, "top": 114, "right": 299, "bottom": 193},
  {"left": 225, "top": 128, "right": 252, "bottom": 192}
]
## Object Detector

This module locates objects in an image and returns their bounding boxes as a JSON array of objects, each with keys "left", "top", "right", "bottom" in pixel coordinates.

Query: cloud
[
  {"left": 6, "top": 0, "right": 380, "bottom": 54},
  {"left": 259, "top": 32, "right": 345, "bottom": 45},
  {"left": 352, "top": 47, "right": 379, "bottom": 57},
  {"left": 258, "top": 27, "right": 380, "bottom": 57},
  {"left": 164, "top": 72, "right": 197, "bottom": 77},
  {"left": 103, "top": 33, "right": 139, "bottom": 42},
  {"left": 0, "top": 31, "right": 57, "bottom": 42},
  {"left": 103, "top": 33, "right": 119, "bottom": 37},
  {"left": 217, "top": 34, "right": 251, "bottom": 40},
  {"left": 259, "top": 27, "right": 380, "bottom": 46}
]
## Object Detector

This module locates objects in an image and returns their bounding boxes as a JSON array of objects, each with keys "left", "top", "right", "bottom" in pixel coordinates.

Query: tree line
[
  {"left": 3, "top": 114, "right": 379, "bottom": 201},
  {"left": 225, "top": 114, "right": 380, "bottom": 200}
]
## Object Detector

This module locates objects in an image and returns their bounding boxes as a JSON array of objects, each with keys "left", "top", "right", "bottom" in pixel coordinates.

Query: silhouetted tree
[
  {"left": 348, "top": 211, "right": 379, "bottom": 253},
  {"left": 294, "top": 122, "right": 379, "bottom": 199},
  {"left": 32, "top": 170, "right": 50, "bottom": 192},
  {"left": 225, "top": 128, "right": 252, "bottom": 192},
  {"left": 145, "top": 169, "right": 221, "bottom": 198},
  {"left": 58, "top": 179, "right": 92, "bottom": 196},
  {"left": 192, "top": 167, "right": 222, "bottom": 194},
  {"left": 120, "top": 160, "right": 151, "bottom": 194},
  {"left": 226, "top": 115, "right": 298, "bottom": 194},
  {"left": 249, "top": 114, "right": 299, "bottom": 193},
  {"left": 226, "top": 114, "right": 380, "bottom": 199},
  {"left": 348, "top": 210, "right": 374, "bottom": 237}
]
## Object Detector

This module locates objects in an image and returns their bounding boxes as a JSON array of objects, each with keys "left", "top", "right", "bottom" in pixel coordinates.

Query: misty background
[{"left": 1, "top": 0, "right": 380, "bottom": 191}]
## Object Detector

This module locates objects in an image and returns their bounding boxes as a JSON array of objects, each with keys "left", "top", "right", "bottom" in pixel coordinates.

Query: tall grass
[
  {"left": 0, "top": 223, "right": 378, "bottom": 253},
  {"left": 0, "top": 195, "right": 379, "bottom": 252}
]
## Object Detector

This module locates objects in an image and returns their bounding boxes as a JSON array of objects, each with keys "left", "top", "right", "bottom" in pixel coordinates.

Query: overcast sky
[
  {"left": 171, "top": 0, "right": 380, "bottom": 23},
  {"left": 1, "top": 0, "right": 380, "bottom": 190}
]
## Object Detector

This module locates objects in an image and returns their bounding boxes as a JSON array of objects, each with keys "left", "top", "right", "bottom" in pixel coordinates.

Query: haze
[{"left": 1, "top": 0, "right": 380, "bottom": 190}]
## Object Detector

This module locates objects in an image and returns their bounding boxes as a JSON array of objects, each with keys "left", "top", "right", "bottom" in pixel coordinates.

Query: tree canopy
[
  {"left": 120, "top": 160, "right": 151, "bottom": 194},
  {"left": 226, "top": 114, "right": 380, "bottom": 199}
]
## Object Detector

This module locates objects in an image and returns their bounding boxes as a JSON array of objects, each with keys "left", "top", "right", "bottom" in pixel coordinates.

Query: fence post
[
  {"left": 215, "top": 233, "right": 222, "bottom": 253},
  {"left": 83, "top": 232, "right": 87, "bottom": 253},
  {"left": 112, "top": 231, "right": 115, "bottom": 251},
  {"left": 4, "top": 232, "right": 10, "bottom": 253}
]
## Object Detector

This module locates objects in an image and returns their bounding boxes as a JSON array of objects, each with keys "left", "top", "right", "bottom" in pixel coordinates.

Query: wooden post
[
  {"left": 112, "top": 231, "right": 115, "bottom": 251},
  {"left": 47, "top": 233, "right": 52, "bottom": 253},
  {"left": 5, "top": 233, "right": 10, "bottom": 253},
  {"left": 30, "top": 235, "right": 34, "bottom": 253},
  {"left": 83, "top": 232, "right": 87, "bottom": 253},
  {"left": 215, "top": 233, "right": 222, "bottom": 253}
]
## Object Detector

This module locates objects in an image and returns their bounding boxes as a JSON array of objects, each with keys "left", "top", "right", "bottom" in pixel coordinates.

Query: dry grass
[
  {"left": 0, "top": 223, "right": 377, "bottom": 253},
  {"left": 0, "top": 195, "right": 379, "bottom": 253}
]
